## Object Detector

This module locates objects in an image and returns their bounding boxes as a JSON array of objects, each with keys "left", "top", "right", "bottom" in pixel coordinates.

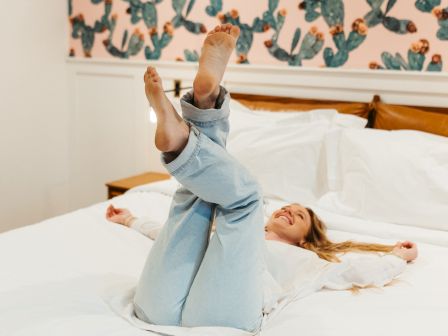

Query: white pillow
[
  {"left": 318, "top": 128, "right": 448, "bottom": 231},
  {"left": 227, "top": 113, "right": 333, "bottom": 204},
  {"left": 227, "top": 105, "right": 367, "bottom": 204}
]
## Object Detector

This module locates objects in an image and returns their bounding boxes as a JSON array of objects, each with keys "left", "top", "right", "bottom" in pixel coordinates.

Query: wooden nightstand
[{"left": 105, "top": 172, "right": 171, "bottom": 199}]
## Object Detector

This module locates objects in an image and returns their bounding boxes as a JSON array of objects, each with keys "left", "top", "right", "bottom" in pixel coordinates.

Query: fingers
[
  {"left": 396, "top": 240, "right": 417, "bottom": 250},
  {"left": 106, "top": 204, "right": 124, "bottom": 216},
  {"left": 402, "top": 241, "right": 416, "bottom": 249},
  {"left": 106, "top": 204, "right": 115, "bottom": 220}
]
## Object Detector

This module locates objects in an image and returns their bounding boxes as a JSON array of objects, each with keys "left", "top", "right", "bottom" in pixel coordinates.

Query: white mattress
[{"left": 1, "top": 179, "right": 447, "bottom": 336}]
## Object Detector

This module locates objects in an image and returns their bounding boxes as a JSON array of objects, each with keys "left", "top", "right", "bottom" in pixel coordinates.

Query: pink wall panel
[{"left": 68, "top": 0, "right": 448, "bottom": 71}]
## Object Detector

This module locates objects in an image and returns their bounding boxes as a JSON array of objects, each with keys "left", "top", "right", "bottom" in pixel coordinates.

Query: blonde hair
[{"left": 301, "top": 208, "right": 395, "bottom": 263}]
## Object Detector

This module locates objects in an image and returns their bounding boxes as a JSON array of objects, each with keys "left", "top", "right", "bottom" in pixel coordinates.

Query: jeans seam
[
  {"left": 170, "top": 132, "right": 202, "bottom": 176},
  {"left": 184, "top": 116, "right": 229, "bottom": 127}
]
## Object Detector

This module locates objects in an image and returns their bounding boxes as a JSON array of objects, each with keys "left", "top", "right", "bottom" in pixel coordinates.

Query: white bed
[
  {"left": 1, "top": 178, "right": 447, "bottom": 336},
  {"left": 2, "top": 100, "right": 448, "bottom": 336}
]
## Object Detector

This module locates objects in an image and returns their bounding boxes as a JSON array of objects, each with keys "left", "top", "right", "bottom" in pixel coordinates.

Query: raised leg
[
  {"left": 174, "top": 130, "right": 265, "bottom": 333},
  {"left": 135, "top": 23, "right": 264, "bottom": 333},
  {"left": 133, "top": 186, "right": 214, "bottom": 326}
]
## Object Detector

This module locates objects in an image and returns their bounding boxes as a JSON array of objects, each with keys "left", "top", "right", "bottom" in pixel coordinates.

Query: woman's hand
[
  {"left": 106, "top": 204, "right": 134, "bottom": 227},
  {"left": 392, "top": 241, "right": 418, "bottom": 263}
]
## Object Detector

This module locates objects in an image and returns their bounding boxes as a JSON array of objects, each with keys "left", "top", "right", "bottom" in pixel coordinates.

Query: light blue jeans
[{"left": 133, "top": 87, "right": 265, "bottom": 333}]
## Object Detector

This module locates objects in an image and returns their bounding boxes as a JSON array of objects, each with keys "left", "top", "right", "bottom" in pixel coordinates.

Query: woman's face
[{"left": 264, "top": 203, "right": 312, "bottom": 246}]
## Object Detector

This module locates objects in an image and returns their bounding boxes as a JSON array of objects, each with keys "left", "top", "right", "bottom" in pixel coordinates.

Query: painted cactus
[
  {"left": 207, "top": 0, "right": 278, "bottom": 63},
  {"left": 432, "top": 6, "right": 448, "bottom": 39},
  {"left": 144, "top": 0, "right": 206, "bottom": 60},
  {"left": 205, "top": 0, "right": 222, "bottom": 16},
  {"left": 171, "top": 0, "right": 207, "bottom": 33},
  {"left": 123, "top": 0, "right": 162, "bottom": 26},
  {"left": 99, "top": 0, "right": 145, "bottom": 58},
  {"left": 71, "top": 0, "right": 205, "bottom": 60},
  {"left": 299, "top": 0, "right": 368, "bottom": 67},
  {"left": 144, "top": 22, "right": 175, "bottom": 60},
  {"left": 364, "top": 0, "right": 417, "bottom": 34},
  {"left": 184, "top": 49, "right": 200, "bottom": 62},
  {"left": 415, "top": 1, "right": 448, "bottom": 40},
  {"left": 103, "top": 26, "right": 145, "bottom": 58},
  {"left": 69, "top": 0, "right": 108, "bottom": 57},
  {"left": 263, "top": 2, "right": 324, "bottom": 66},
  {"left": 370, "top": 39, "right": 443, "bottom": 71},
  {"left": 415, "top": 0, "right": 441, "bottom": 12}
]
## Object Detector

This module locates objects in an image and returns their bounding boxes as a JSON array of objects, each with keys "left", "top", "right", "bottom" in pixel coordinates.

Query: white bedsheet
[{"left": 1, "top": 180, "right": 447, "bottom": 336}]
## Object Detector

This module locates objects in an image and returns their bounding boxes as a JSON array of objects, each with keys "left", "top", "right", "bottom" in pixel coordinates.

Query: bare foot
[
  {"left": 144, "top": 67, "right": 189, "bottom": 153},
  {"left": 193, "top": 23, "right": 240, "bottom": 109}
]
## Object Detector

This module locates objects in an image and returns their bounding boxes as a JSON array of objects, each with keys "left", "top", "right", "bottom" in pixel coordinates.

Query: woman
[{"left": 106, "top": 23, "right": 417, "bottom": 333}]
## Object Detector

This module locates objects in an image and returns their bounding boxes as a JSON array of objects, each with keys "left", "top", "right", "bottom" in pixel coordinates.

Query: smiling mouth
[{"left": 278, "top": 215, "right": 292, "bottom": 225}]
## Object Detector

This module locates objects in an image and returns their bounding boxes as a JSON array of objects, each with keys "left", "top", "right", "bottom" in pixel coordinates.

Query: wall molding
[
  {"left": 67, "top": 58, "right": 448, "bottom": 107},
  {"left": 67, "top": 57, "right": 448, "bottom": 108}
]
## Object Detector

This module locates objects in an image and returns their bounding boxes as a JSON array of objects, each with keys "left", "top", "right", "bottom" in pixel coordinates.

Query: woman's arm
[
  {"left": 322, "top": 242, "right": 417, "bottom": 290},
  {"left": 105, "top": 204, "right": 162, "bottom": 240},
  {"left": 128, "top": 216, "right": 163, "bottom": 240},
  {"left": 323, "top": 254, "right": 406, "bottom": 290}
]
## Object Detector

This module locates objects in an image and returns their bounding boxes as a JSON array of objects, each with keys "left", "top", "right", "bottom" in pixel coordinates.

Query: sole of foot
[{"left": 193, "top": 23, "right": 240, "bottom": 109}]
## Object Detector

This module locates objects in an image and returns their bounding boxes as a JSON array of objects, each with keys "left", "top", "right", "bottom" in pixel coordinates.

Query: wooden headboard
[
  {"left": 231, "top": 93, "right": 448, "bottom": 137},
  {"left": 231, "top": 93, "right": 372, "bottom": 119}
]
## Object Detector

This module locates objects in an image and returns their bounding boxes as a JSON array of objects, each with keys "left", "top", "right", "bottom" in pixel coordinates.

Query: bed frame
[{"left": 231, "top": 93, "right": 448, "bottom": 137}]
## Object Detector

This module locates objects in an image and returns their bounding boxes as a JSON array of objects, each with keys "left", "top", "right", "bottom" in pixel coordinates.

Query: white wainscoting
[{"left": 66, "top": 57, "right": 448, "bottom": 209}]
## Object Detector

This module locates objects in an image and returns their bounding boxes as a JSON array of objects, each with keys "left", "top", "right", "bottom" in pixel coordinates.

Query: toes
[
  {"left": 208, "top": 25, "right": 219, "bottom": 35},
  {"left": 149, "top": 67, "right": 159, "bottom": 79},
  {"left": 144, "top": 66, "right": 161, "bottom": 83},
  {"left": 216, "top": 23, "right": 239, "bottom": 37},
  {"left": 230, "top": 25, "right": 240, "bottom": 38}
]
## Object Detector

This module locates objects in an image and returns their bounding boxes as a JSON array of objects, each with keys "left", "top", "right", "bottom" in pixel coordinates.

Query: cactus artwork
[
  {"left": 300, "top": 0, "right": 369, "bottom": 67},
  {"left": 364, "top": 0, "right": 417, "bottom": 34},
  {"left": 171, "top": 0, "right": 207, "bottom": 34},
  {"left": 370, "top": 39, "right": 443, "bottom": 71},
  {"left": 205, "top": 0, "right": 222, "bottom": 17},
  {"left": 123, "top": 0, "right": 206, "bottom": 59},
  {"left": 68, "top": 0, "right": 446, "bottom": 71},
  {"left": 101, "top": 1, "right": 145, "bottom": 58},
  {"left": 263, "top": 1, "right": 324, "bottom": 66},
  {"left": 415, "top": 1, "right": 448, "bottom": 40},
  {"left": 123, "top": 0, "right": 162, "bottom": 26},
  {"left": 415, "top": 0, "right": 441, "bottom": 12},
  {"left": 70, "top": 0, "right": 108, "bottom": 57},
  {"left": 70, "top": 0, "right": 205, "bottom": 60},
  {"left": 184, "top": 49, "right": 200, "bottom": 62}
]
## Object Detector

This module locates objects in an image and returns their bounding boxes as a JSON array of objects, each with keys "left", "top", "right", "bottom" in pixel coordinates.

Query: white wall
[
  {"left": 0, "top": 1, "right": 70, "bottom": 232},
  {"left": 66, "top": 60, "right": 184, "bottom": 211}
]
